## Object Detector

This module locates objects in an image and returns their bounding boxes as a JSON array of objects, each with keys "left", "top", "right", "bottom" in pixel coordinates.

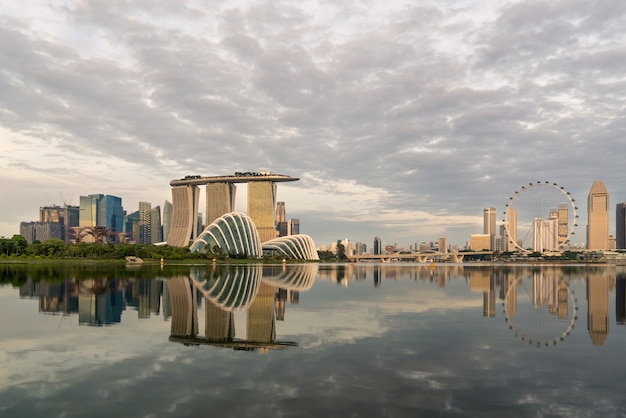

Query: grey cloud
[{"left": 2, "top": 0, "right": 626, "bottom": 245}]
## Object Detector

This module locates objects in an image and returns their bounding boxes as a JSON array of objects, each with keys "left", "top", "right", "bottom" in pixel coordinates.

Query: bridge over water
[{"left": 348, "top": 251, "right": 493, "bottom": 263}]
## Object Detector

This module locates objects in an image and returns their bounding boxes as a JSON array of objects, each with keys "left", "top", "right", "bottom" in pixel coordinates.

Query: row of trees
[
  {"left": 0, "top": 235, "right": 200, "bottom": 260},
  {"left": 1, "top": 235, "right": 349, "bottom": 262}
]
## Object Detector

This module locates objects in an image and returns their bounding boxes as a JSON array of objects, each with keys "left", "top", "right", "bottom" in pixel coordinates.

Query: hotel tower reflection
[
  {"left": 11, "top": 264, "right": 626, "bottom": 350},
  {"left": 166, "top": 264, "right": 317, "bottom": 352}
]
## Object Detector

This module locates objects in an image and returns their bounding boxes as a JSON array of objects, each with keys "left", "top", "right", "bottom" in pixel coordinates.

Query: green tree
[
  {"left": 41, "top": 238, "right": 66, "bottom": 257},
  {"left": 11, "top": 235, "right": 28, "bottom": 256},
  {"left": 336, "top": 243, "right": 347, "bottom": 261}
]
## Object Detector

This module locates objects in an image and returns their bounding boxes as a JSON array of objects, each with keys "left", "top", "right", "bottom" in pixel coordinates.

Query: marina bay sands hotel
[{"left": 167, "top": 171, "right": 299, "bottom": 247}]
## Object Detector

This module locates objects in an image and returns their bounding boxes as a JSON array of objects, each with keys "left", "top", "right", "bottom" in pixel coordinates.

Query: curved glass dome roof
[
  {"left": 190, "top": 266, "right": 261, "bottom": 311},
  {"left": 262, "top": 234, "right": 319, "bottom": 260},
  {"left": 190, "top": 212, "right": 262, "bottom": 257}
]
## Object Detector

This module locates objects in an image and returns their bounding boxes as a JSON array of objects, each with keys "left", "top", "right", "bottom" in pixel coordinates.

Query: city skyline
[
  {"left": 9, "top": 177, "right": 626, "bottom": 251},
  {"left": 2, "top": 1, "right": 626, "bottom": 247}
]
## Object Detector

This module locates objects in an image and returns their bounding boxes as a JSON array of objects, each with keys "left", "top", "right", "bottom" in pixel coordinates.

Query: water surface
[{"left": 1, "top": 263, "right": 625, "bottom": 417}]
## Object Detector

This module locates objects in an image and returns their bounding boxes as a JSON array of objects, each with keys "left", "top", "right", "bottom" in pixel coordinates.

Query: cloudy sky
[{"left": 1, "top": 0, "right": 625, "bottom": 248}]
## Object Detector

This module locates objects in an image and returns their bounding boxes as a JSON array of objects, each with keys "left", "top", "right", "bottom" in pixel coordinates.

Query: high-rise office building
[
  {"left": 197, "top": 213, "right": 203, "bottom": 238},
  {"left": 506, "top": 208, "right": 518, "bottom": 250},
  {"left": 276, "top": 202, "right": 286, "bottom": 223},
  {"left": 123, "top": 210, "right": 140, "bottom": 242},
  {"left": 138, "top": 202, "right": 152, "bottom": 245},
  {"left": 373, "top": 236, "right": 382, "bottom": 255},
  {"left": 151, "top": 206, "right": 163, "bottom": 243},
  {"left": 470, "top": 234, "right": 491, "bottom": 251},
  {"left": 99, "top": 195, "right": 123, "bottom": 233},
  {"left": 483, "top": 207, "right": 496, "bottom": 235},
  {"left": 78, "top": 194, "right": 123, "bottom": 242},
  {"left": 276, "top": 201, "right": 288, "bottom": 237},
  {"left": 484, "top": 207, "right": 496, "bottom": 250},
  {"left": 499, "top": 224, "right": 508, "bottom": 252},
  {"left": 616, "top": 203, "right": 626, "bottom": 249},
  {"left": 163, "top": 200, "right": 172, "bottom": 242},
  {"left": 39, "top": 204, "right": 79, "bottom": 243},
  {"left": 19, "top": 221, "right": 63, "bottom": 244},
  {"left": 248, "top": 181, "right": 277, "bottom": 243},
  {"left": 587, "top": 180, "right": 609, "bottom": 250},
  {"left": 557, "top": 205, "right": 569, "bottom": 246},
  {"left": 79, "top": 194, "right": 100, "bottom": 227},
  {"left": 288, "top": 218, "right": 300, "bottom": 235},
  {"left": 79, "top": 194, "right": 123, "bottom": 232},
  {"left": 438, "top": 237, "right": 447, "bottom": 254}
]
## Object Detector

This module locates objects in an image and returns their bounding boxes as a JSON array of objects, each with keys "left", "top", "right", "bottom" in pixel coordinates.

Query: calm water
[{"left": 1, "top": 262, "right": 626, "bottom": 417}]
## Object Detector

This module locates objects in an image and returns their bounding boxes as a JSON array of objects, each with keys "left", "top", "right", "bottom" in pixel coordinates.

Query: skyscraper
[
  {"left": 99, "top": 195, "right": 123, "bottom": 233},
  {"left": 616, "top": 203, "right": 626, "bottom": 249},
  {"left": 288, "top": 218, "right": 300, "bottom": 235},
  {"left": 506, "top": 208, "right": 518, "bottom": 250},
  {"left": 151, "top": 205, "right": 163, "bottom": 243},
  {"left": 373, "top": 236, "right": 382, "bottom": 255},
  {"left": 39, "top": 204, "right": 79, "bottom": 243},
  {"left": 123, "top": 210, "right": 140, "bottom": 242},
  {"left": 484, "top": 207, "right": 496, "bottom": 250},
  {"left": 79, "top": 194, "right": 101, "bottom": 227},
  {"left": 276, "top": 202, "right": 286, "bottom": 223},
  {"left": 163, "top": 200, "right": 172, "bottom": 242},
  {"left": 587, "top": 180, "right": 609, "bottom": 250},
  {"left": 438, "top": 237, "right": 447, "bottom": 254},
  {"left": 483, "top": 207, "right": 496, "bottom": 235},
  {"left": 276, "top": 201, "right": 288, "bottom": 237},
  {"left": 139, "top": 202, "right": 152, "bottom": 245},
  {"left": 557, "top": 205, "right": 569, "bottom": 246},
  {"left": 78, "top": 194, "right": 123, "bottom": 242}
]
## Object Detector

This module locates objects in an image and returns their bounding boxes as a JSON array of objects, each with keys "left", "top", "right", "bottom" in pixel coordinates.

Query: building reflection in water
[
  {"left": 587, "top": 270, "right": 610, "bottom": 346},
  {"left": 616, "top": 269, "right": 626, "bottom": 325},
  {"left": 469, "top": 269, "right": 495, "bottom": 317},
  {"left": 19, "top": 276, "right": 167, "bottom": 327},
  {"left": 167, "top": 264, "right": 317, "bottom": 352},
  {"left": 14, "top": 263, "right": 626, "bottom": 349}
]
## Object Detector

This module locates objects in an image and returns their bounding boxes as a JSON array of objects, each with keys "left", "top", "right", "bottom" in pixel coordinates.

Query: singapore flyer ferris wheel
[{"left": 504, "top": 181, "right": 578, "bottom": 252}]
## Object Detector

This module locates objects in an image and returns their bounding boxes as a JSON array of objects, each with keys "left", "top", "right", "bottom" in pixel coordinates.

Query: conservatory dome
[{"left": 262, "top": 234, "right": 319, "bottom": 261}]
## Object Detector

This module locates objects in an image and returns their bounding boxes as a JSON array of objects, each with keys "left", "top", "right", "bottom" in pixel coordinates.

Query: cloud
[{"left": 1, "top": 0, "right": 626, "bottom": 246}]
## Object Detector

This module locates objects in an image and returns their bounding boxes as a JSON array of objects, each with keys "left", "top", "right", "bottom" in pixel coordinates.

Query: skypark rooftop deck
[{"left": 170, "top": 172, "right": 299, "bottom": 186}]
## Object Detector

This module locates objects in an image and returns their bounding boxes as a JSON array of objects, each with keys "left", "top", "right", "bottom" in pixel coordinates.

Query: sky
[{"left": 1, "top": 0, "right": 626, "bottom": 248}]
